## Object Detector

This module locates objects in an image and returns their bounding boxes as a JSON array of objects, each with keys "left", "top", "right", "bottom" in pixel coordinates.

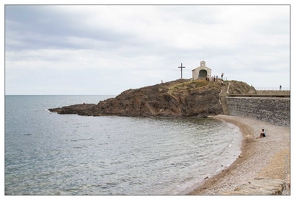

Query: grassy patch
[{"left": 169, "top": 79, "right": 209, "bottom": 91}]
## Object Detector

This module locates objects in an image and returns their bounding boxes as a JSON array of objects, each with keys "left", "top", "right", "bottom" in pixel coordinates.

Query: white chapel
[{"left": 192, "top": 61, "right": 212, "bottom": 80}]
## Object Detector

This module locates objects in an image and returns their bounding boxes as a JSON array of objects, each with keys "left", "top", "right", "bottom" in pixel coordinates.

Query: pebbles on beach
[{"left": 189, "top": 115, "right": 290, "bottom": 195}]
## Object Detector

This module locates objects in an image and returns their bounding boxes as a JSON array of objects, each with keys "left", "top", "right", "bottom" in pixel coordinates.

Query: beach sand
[{"left": 188, "top": 115, "right": 290, "bottom": 195}]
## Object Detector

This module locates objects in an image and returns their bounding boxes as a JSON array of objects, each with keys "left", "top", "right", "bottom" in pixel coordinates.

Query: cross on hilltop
[{"left": 178, "top": 63, "right": 185, "bottom": 79}]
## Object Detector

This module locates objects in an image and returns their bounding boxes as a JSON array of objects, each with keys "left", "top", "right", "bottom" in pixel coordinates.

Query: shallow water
[{"left": 5, "top": 95, "right": 242, "bottom": 195}]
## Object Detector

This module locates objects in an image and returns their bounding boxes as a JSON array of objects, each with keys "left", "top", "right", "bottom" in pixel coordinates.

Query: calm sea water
[{"left": 5, "top": 95, "right": 242, "bottom": 195}]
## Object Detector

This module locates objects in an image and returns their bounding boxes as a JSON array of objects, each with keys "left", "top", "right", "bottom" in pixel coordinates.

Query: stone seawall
[{"left": 226, "top": 97, "right": 290, "bottom": 126}]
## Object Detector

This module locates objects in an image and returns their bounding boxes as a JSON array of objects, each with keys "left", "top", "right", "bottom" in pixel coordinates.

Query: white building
[{"left": 192, "top": 61, "right": 212, "bottom": 80}]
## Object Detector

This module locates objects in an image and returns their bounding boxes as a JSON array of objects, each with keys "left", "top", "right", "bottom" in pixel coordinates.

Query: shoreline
[{"left": 188, "top": 115, "right": 290, "bottom": 195}]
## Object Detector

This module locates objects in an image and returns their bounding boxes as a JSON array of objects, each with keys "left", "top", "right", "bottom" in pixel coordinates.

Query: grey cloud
[
  {"left": 6, "top": 5, "right": 133, "bottom": 51},
  {"left": 4, "top": 5, "right": 290, "bottom": 94}
]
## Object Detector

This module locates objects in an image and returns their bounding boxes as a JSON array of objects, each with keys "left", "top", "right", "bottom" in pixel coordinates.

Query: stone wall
[{"left": 226, "top": 97, "right": 290, "bottom": 126}]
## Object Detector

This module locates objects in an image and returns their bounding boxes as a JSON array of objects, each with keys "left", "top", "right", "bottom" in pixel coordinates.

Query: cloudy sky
[{"left": 5, "top": 4, "right": 291, "bottom": 95}]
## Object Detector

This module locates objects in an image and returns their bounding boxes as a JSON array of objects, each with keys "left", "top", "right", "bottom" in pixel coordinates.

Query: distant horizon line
[
  {"left": 5, "top": 86, "right": 291, "bottom": 96},
  {"left": 4, "top": 94, "right": 118, "bottom": 96}
]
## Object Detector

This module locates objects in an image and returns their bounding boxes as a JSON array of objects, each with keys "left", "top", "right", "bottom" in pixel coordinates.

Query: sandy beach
[{"left": 188, "top": 115, "right": 290, "bottom": 195}]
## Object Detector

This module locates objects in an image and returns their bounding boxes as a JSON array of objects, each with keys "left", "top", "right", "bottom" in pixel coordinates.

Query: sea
[{"left": 5, "top": 95, "right": 242, "bottom": 195}]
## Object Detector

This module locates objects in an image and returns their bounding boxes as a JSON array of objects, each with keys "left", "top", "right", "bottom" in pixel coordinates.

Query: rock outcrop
[{"left": 49, "top": 79, "right": 255, "bottom": 117}]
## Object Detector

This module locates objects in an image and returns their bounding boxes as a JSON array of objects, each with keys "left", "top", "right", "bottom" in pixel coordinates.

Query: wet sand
[{"left": 188, "top": 115, "right": 290, "bottom": 195}]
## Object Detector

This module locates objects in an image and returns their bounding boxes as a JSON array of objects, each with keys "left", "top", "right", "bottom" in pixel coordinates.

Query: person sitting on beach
[{"left": 259, "top": 129, "right": 266, "bottom": 138}]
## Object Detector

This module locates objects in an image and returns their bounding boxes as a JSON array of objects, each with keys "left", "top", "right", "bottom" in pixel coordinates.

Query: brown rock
[{"left": 49, "top": 79, "right": 255, "bottom": 117}]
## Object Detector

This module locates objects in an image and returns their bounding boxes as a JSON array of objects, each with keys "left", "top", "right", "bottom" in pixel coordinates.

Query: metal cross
[{"left": 178, "top": 63, "right": 185, "bottom": 79}]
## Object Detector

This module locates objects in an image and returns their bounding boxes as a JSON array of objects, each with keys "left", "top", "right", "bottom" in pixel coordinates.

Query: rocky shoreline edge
[{"left": 188, "top": 115, "right": 290, "bottom": 195}]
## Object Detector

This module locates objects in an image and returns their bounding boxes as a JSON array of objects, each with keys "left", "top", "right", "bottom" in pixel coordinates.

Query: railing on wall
[
  {"left": 253, "top": 87, "right": 290, "bottom": 96},
  {"left": 255, "top": 87, "right": 290, "bottom": 91}
]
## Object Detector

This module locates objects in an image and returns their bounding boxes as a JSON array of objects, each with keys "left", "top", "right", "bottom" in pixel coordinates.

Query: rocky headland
[{"left": 48, "top": 79, "right": 256, "bottom": 117}]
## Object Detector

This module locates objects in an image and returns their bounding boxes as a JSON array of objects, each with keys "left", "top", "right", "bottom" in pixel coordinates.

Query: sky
[{"left": 4, "top": 3, "right": 291, "bottom": 95}]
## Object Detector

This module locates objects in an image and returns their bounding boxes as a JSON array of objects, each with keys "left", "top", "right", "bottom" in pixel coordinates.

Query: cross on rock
[{"left": 178, "top": 63, "right": 185, "bottom": 79}]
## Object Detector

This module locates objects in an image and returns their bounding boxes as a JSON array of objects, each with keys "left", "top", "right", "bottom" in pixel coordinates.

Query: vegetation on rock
[{"left": 49, "top": 79, "right": 256, "bottom": 117}]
